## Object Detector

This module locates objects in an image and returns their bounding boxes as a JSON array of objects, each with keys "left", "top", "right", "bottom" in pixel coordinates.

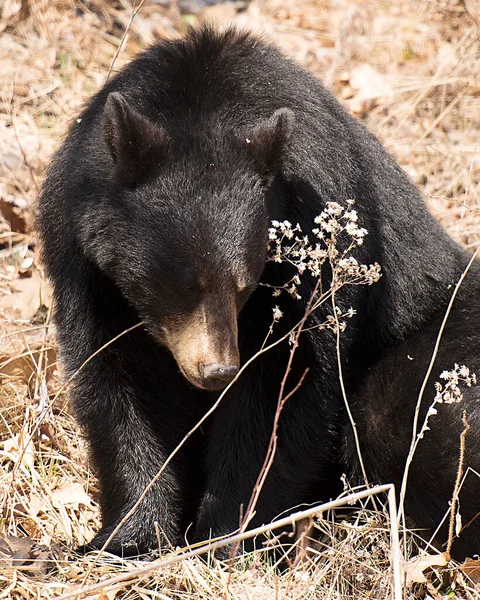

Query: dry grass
[{"left": 1, "top": 0, "right": 480, "bottom": 598}]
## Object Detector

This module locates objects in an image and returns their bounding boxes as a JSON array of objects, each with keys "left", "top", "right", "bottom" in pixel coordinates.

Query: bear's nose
[{"left": 199, "top": 363, "right": 239, "bottom": 390}]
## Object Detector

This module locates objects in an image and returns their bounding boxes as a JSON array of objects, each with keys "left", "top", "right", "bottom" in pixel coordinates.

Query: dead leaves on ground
[
  {"left": 405, "top": 552, "right": 449, "bottom": 585},
  {"left": 0, "top": 345, "right": 56, "bottom": 382},
  {"left": 0, "top": 534, "right": 54, "bottom": 575},
  {"left": 460, "top": 558, "right": 480, "bottom": 585},
  {"left": 403, "top": 552, "right": 480, "bottom": 598}
]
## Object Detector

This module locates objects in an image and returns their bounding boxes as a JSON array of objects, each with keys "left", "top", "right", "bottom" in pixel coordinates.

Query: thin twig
[
  {"left": 398, "top": 247, "right": 480, "bottom": 530},
  {"left": 236, "top": 281, "right": 321, "bottom": 539},
  {"left": 0, "top": 322, "right": 145, "bottom": 516},
  {"left": 8, "top": 94, "right": 39, "bottom": 195},
  {"left": 387, "top": 484, "right": 403, "bottom": 600},
  {"left": 105, "top": 0, "right": 147, "bottom": 83},
  {"left": 4, "top": 305, "right": 53, "bottom": 501},
  {"left": 331, "top": 285, "right": 371, "bottom": 490}
]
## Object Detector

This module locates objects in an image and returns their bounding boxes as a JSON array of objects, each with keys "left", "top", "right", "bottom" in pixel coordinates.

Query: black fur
[
  {"left": 343, "top": 273, "right": 480, "bottom": 560},
  {"left": 37, "top": 26, "right": 479, "bottom": 559}
]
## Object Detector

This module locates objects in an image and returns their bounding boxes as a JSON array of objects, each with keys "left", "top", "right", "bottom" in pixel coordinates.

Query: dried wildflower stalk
[
  {"left": 446, "top": 411, "right": 470, "bottom": 557},
  {"left": 265, "top": 200, "right": 380, "bottom": 305},
  {"left": 232, "top": 201, "right": 381, "bottom": 557},
  {"left": 418, "top": 364, "right": 476, "bottom": 441}
]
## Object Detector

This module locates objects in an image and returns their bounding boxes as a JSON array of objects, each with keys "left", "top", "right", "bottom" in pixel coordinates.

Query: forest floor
[{"left": 1, "top": 0, "right": 480, "bottom": 598}]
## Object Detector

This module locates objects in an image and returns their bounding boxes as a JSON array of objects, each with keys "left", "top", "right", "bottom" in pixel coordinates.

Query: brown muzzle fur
[{"left": 161, "top": 292, "right": 240, "bottom": 391}]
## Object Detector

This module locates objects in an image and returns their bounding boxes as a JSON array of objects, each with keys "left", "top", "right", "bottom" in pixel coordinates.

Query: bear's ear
[
  {"left": 103, "top": 92, "right": 169, "bottom": 186},
  {"left": 241, "top": 108, "right": 295, "bottom": 180}
]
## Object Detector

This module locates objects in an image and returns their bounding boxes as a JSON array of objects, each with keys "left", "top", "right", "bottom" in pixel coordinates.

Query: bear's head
[{"left": 87, "top": 92, "right": 294, "bottom": 391}]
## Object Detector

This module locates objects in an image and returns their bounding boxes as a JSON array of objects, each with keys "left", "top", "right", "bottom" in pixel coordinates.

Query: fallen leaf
[
  {"left": 28, "top": 546, "right": 52, "bottom": 575},
  {"left": 0, "top": 346, "right": 56, "bottom": 382},
  {"left": 347, "top": 63, "right": 393, "bottom": 117},
  {"left": 52, "top": 482, "right": 93, "bottom": 510},
  {"left": 0, "top": 272, "right": 52, "bottom": 322},
  {"left": 460, "top": 557, "right": 480, "bottom": 585},
  {"left": 0, "top": 535, "right": 53, "bottom": 574},
  {"left": 2, "top": 432, "right": 35, "bottom": 472},
  {"left": 0, "top": 534, "right": 34, "bottom": 567},
  {"left": 405, "top": 552, "right": 449, "bottom": 584},
  {"left": 28, "top": 494, "right": 47, "bottom": 518},
  {"left": 0, "top": 196, "right": 29, "bottom": 233}
]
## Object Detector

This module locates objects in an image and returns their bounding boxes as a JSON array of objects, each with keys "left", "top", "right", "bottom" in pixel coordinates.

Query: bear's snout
[
  {"left": 159, "top": 296, "right": 240, "bottom": 391},
  {"left": 199, "top": 363, "right": 239, "bottom": 391}
]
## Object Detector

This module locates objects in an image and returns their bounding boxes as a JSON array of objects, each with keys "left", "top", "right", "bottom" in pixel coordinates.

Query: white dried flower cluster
[
  {"left": 287, "top": 306, "right": 357, "bottom": 344},
  {"left": 322, "top": 306, "right": 357, "bottom": 334},
  {"left": 418, "top": 364, "right": 476, "bottom": 440},
  {"left": 435, "top": 364, "right": 477, "bottom": 403},
  {"left": 312, "top": 200, "right": 367, "bottom": 247},
  {"left": 272, "top": 306, "right": 283, "bottom": 322},
  {"left": 266, "top": 200, "right": 381, "bottom": 301}
]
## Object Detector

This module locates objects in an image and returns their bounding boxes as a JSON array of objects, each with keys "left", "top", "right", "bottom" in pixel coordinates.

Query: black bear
[{"left": 37, "top": 26, "right": 480, "bottom": 559}]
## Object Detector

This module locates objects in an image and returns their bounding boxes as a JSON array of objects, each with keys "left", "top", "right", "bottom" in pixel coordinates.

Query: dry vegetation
[{"left": 1, "top": 0, "right": 480, "bottom": 598}]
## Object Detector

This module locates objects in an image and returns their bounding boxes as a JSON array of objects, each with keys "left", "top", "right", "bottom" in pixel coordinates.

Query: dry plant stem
[
  {"left": 235, "top": 280, "right": 321, "bottom": 540},
  {"left": 388, "top": 484, "right": 403, "bottom": 600},
  {"left": 5, "top": 307, "right": 54, "bottom": 500},
  {"left": 331, "top": 283, "right": 371, "bottom": 491},
  {"left": 0, "top": 570, "right": 17, "bottom": 600},
  {"left": 224, "top": 281, "right": 320, "bottom": 591},
  {"left": 9, "top": 104, "right": 39, "bottom": 195},
  {"left": 105, "top": 0, "right": 147, "bottom": 82},
  {"left": 227, "top": 367, "right": 309, "bottom": 567},
  {"left": 408, "top": 87, "right": 469, "bottom": 154},
  {"left": 0, "top": 325, "right": 50, "bottom": 343},
  {"left": 397, "top": 246, "right": 480, "bottom": 531},
  {"left": 32, "top": 303, "right": 53, "bottom": 401},
  {"left": 243, "top": 367, "right": 310, "bottom": 526},
  {"left": 446, "top": 411, "right": 470, "bottom": 557},
  {"left": 56, "top": 484, "right": 402, "bottom": 600},
  {"left": 0, "top": 347, "right": 55, "bottom": 370},
  {"left": 427, "top": 423, "right": 475, "bottom": 550}
]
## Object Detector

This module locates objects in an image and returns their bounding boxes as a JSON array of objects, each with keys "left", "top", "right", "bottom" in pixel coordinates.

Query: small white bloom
[
  {"left": 344, "top": 210, "right": 358, "bottom": 222},
  {"left": 272, "top": 306, "right": 283, "bottom": 321},
  {"left": 326, "top": 201, "right": 343, "bottom": 216}
]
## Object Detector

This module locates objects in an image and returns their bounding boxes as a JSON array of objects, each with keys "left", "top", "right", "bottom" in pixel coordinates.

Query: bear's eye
[
  {"left": 172, "top": 269, "right": 201, "bottom": 295},
  {"left": 180, "top": 277, "right": 201, "bottom": 293}
]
